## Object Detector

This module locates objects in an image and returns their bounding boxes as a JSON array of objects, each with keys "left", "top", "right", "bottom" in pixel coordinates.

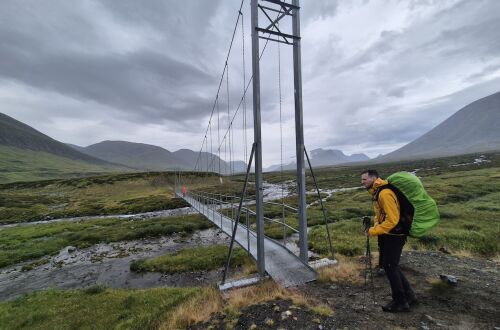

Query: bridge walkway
[{"left": 180, "top": 194, "right": 317, "bottom": 287}]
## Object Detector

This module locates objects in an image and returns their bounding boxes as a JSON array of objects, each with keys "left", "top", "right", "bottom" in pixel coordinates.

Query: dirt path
[{"left": 192, "top": 251, "right": 500, "bottom": 329}]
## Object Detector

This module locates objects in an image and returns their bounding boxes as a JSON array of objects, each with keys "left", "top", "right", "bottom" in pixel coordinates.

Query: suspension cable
[
  {"left": 203, "top": 7, "right": 286, "bottom": 173},
  {"left": 193, "top": 0, "right": 246, "bottom": 172}
]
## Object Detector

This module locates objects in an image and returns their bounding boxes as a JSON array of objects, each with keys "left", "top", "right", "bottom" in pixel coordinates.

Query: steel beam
[
  {"left": 292, "top": 0, "right": 308, "bottom": 263},
  {"left": 251, "top": 0, "right": 266, "bottom": 276}
]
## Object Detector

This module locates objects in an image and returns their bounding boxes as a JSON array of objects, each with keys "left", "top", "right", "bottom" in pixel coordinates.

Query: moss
[
  {"left": 130, "top": 244, "right": 254, "bottom": 273},
  {"left": 0, "top": 287, "right": 199, "bottom": 329}
]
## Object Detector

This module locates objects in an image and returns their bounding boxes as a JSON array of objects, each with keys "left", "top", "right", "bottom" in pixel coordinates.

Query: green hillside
[{"left": 0, "top": 146, "right": 129, "bottom": 184}]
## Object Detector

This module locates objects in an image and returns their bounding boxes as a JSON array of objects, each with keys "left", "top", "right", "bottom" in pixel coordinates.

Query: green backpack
[{"left": 378, "top": 172, "right": 439, "bottom": 237}]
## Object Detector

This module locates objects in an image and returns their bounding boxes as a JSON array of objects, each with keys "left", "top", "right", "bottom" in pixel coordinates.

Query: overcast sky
[{"left": 1, "top": 0, "right": 500, "bottom": 167}]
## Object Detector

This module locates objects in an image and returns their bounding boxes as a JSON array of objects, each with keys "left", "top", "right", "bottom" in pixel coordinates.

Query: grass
[
  {"left": 130, "top": 244, "right": 254, "bottom": 273},
  {"left": 0, "top": 280, "right": 328, "bottom": 330},
  {"left": 160, "top": 287, "right": 223, "bottom": 330},
  {"left": 307, "top": 162, "right": 500, "bottom": 258},
  {"left": 0, "top": 146, "right": 128, "bottom": 184},
  {"left": 0, "top": 286, "right": 200, "bottom": 330},
  {"left": 0, "top": 214, "right": 212, "bottom": 268},
  {"left": 0, "top": 172, "right": 190, "bottom": 224},
  {"left": 317, "top": 255, "right": 365, "bottom": 284}
]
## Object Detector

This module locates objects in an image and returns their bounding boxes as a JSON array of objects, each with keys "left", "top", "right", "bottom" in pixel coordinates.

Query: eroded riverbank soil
[{"left": 192, "top": 251, "right": 499, "bottom": 329}]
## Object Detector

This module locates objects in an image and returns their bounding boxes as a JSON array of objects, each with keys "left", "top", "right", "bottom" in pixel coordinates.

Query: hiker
[
  {"left": 181, "top": 185, "right": 187, "bottom": 197},
  {"left": 361, "top": 169, "right": 418, "bottom": 312}
]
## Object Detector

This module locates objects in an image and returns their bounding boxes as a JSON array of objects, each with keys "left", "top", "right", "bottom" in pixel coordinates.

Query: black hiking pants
[{"left": 379, "top": 234, "right": 413, "bottom": 303}]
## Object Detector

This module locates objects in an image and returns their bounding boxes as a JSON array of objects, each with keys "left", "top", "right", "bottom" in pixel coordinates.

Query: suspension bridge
[{"left": 175, "top": 0, "right": 335, "bottom": 287}]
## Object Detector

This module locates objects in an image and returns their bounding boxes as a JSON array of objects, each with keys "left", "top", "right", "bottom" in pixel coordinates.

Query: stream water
[
  {"left": 0, "top": 228, "right": 228, "bottom": 300},
  {"left": 0, "top": 182, "right": 347, "bottom": 300}
]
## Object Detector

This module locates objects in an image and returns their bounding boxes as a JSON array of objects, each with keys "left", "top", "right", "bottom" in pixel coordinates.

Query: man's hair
[{"left": 361, "top": 169, "right": 379, "bottom": 178}]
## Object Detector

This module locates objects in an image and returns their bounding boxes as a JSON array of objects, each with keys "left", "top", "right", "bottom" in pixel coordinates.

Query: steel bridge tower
[{"left": 251, "top": 0, "right": 308, "bottom": 275}]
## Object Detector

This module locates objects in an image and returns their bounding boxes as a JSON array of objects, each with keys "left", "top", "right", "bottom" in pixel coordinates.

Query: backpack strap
[{"left": 373, "top": 184, "right": 413, "bottom": 235}]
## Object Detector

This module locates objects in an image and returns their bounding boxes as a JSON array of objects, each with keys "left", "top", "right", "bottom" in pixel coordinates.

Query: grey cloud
[
  {"left": 463, "top": 64, "right": 500, "bottom": 84},
  {"left": 0, "top": 0, "right": 226, "bottom": 125},
  {"left": 387, "top": 86, "right": 406, "bottom": 98},
  {"left": 0, "top": 45, "right": 215, "bottom": 121},
  {"left": 325, "top": 75, "right": 500, "bottom": 150},
  {"left": 302, "top": 0, "right": 339, "bottom": 22}
]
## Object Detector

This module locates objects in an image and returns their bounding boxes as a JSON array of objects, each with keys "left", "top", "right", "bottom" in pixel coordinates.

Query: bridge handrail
[
  {"left": 190, "top": 190, "right": 298, "bottom": 212},
  {"left": 186, "top": 191, "right": 299, "bottom": 234}
]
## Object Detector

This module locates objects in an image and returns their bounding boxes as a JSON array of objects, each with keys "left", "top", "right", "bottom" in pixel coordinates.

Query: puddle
[{"left": 0, "top": 228, "right": 229, "bottom": 301}]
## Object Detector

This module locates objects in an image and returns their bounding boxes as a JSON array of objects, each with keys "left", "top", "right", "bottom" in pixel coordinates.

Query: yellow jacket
[{"left": 367, "top": 178, "right": 401, "bottom": 236}]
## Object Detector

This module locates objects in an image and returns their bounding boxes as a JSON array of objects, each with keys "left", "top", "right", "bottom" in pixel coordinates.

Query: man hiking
[{"left": 361, "top": 169, "right": 418, "bottom": 312}]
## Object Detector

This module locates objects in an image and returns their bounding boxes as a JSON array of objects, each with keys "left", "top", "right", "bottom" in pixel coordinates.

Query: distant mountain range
[
  {"left": 265, "top": 148, "right": 370, "bottom": 172},
  {"left": 382, "top": 91, "right": 500, "bottom": 161},
  {"left": 69, "top": 140, "right": 247, "bottom": 173},
  {"left": 0, "top": 113, "right": 111, "bottom": 165},
  {"left": 1, "top": 90, "right": 499, "bottom": 182},
  {"left": 0, "top": 113, "right": 128, "bottom": 183}
]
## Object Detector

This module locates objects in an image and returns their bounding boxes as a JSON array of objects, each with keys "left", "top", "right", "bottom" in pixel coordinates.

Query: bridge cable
[{"left": 193, "top": 0, "right": 246, "bottom": 172}]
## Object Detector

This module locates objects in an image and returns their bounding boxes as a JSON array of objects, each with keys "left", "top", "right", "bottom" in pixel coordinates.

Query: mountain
[
  {"left": 309, "top": 148, "right": 370, "bottom": 166},
  {"left": 65, "top": 143, "right": 86, "bottom": 153},
  {"left": 75, "top": 142, "right": 247, "bottom": 173},
  {"left": 0, "top": 113, "right": 110, "bottom": 165},
  {"left": 264, "top": 148, "right": 370, "bottom": 172},
  {"left": 0, "top": 113, "right": 128, "bottom": 183},
  {"left": 82, "top": 141, "right": 190, "bottom": 171},
  {"left": 173, "top": 149, "right": 247, "bottom": 173},
  {"left": 383, "top": 91, "right": 500, "bottom": 161}
]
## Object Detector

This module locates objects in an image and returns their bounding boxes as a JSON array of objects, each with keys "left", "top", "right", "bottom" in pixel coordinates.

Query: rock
[
  {"left": 281, "top": 310, "right": 292, "bottom": 320},
  {"left": 439, "top": 274, "right": 458, "bottom": 286},
  {"left": 318, "top": 325, "right": 324, "bottom": 330},
  {"left": 249, "top": 324, "right": 257, "bottom": 330},
  {"left": 67, "top": 246, "right": 77, "bottom": 253},
  {"left": 439, "top": 247, "right": 450, "bottom": 254},
  {"left": 420, "top": 322, "right": 430, "bottom": 330},
  {"left": 329, "top": 284, "right": 338, "bottom": 290},
  {"left": 424, "top": 315, "right": 436, "bottom": 324},
  {"left": 312, "top": 318, "right": 321, "bottom": 324},
  {"left": 264, "top": 318, "right": 274, "bottom": 326},
  {"left": 273, "top": 305, "right": 281, "bottom": 312}
]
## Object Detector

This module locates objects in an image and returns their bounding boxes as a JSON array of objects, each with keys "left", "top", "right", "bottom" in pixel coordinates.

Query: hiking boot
[
  {"left": 406, "top": 291, "right": 419, "bottom": 306},
  {"left": 382, "top": 300, "right": 410, "bottom": 313}
]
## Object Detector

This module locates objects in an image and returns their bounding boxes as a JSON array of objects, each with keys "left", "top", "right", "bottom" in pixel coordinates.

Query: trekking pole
[{"left": 363, "top": 217, "right": 376, "bottom": 306}]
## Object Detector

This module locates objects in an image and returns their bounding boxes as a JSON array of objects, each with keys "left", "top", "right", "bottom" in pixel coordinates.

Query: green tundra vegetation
[
  {"left": 304, "top": 156, "right": 500, "bottom": 258},
  {"left": 0, "top": 152, "right": 498, "bottom": 328},
  {"left": 0, "top": 172, "right": 185, "bottom": 224},
  {"left": 0, "top": 214, "right": 212, "bottom": 268},
  {"left": 0, "top": 286, "right": 200, "bottom": 329},
  {"left": 0, "top": 171, "right": 251, "bottom": 225},
  {"left": 0, "top": 146, "right": 129, "bottom": 184},
  {"left": 130, "top": 244, "right": 254, "bottom": 273}
]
